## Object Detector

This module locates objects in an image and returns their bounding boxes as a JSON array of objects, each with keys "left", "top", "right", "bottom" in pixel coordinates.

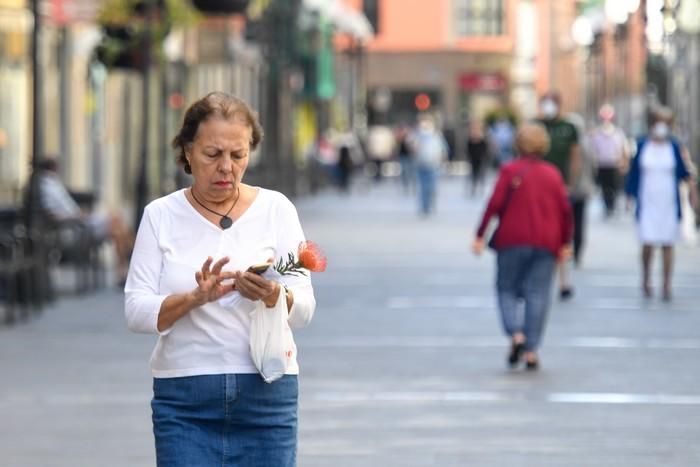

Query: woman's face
[
  {"left": 650, "top": 117, "right": 672, "bottom": 141},
  {"left": 187, "top": 116, "right": 252, "bottom": 201},
  {"left": 469, "top": 122, "right": 484, "bottom": 138}
]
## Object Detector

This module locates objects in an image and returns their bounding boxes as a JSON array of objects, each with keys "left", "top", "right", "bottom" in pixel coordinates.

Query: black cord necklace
[{"left": 190, "top": 186, "right": 240, "bottom": 229}]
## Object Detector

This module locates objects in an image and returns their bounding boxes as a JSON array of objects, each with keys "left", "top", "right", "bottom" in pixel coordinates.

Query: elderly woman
[
  {"left": 473, "top": 123, "right": 573, "bottom": 370},
  {"left": 625, "top": 107, "right": 698, "bottom": 301},
  {"left": 124, "top": 92, "right": 316, "bottom": 466}
]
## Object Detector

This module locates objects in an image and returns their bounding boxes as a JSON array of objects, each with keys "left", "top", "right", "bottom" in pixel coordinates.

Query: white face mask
[
  {"left": 419, "top": 120, "right": 434, "bottom": 132},
  {"left": 651, "top": 122, "right": 670, "bottom": 140},
  {"left": 540, "top": 99, "right": 558, "bottom": 119}
]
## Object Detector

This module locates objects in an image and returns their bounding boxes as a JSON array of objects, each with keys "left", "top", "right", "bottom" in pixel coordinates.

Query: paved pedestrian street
[{"left": 2, "top": 176, "right": 699, "bottom": 466}]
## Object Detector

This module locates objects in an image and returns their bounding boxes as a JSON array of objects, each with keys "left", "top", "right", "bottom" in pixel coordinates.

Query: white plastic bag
[
  {"left": 249, "top": 287, "right": 293, "bottom": 383},
  {"left": 680, "top": 182, "right": 697, "bottom": 246}
]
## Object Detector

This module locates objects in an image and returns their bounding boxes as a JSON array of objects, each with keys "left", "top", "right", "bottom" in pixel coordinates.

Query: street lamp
[
  {"left": 25, "top": 0, "right": 44, "bottom": 230},
  {"left": 605, "top": 0, "right": 629, "bottom": 24},
  {"left": 677, "top": 0, "right": 700, "bottom": 33},
  {"left": 624, "top": 0, "right": 641, "bottom": 14},
  {"left": 134, "top": 0, "right": 156, "bottom": 229},
  {"left": 605, "top": 0, "right": 640, "bottom": 24},
  {"left": 571, "top": 16, "right": 594, "bottom": 47}
]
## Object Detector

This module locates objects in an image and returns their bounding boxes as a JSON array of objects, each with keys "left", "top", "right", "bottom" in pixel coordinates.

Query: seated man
[{"left": 34, "top": 158, "right": 133, "bottom": 284}]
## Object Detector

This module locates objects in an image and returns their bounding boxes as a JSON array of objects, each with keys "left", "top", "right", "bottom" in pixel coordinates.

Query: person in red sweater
[{"left": 473, "top": 123, "right": 573, "bottom": 370}]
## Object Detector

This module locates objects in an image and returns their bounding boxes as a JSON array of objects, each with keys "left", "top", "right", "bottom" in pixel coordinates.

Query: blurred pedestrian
[
  {"left": 473, "top": 123, "right": 573, "bottom": 370},
  {"left": 625, "top": 106, "right": 698, "bottom": 301},
  {"left": 366, "top": 124, "right": 395, "bottom": 181},
  {"left": 337, "top": 144, "right": 353, "bottom": 192},
  {"left": 588, "top": 104, "right": 629, "bottom": 217},
  {"left": 466, "top": 119, "right": 490, "bottom": 197},
  {"left": 396, "top": 125, "right": 415, "bottom": 194},
  {"left": 412, "top": 113, "right": 448, "bottom": 216},
  {"left": 566, "top": 113, "right": 596, "bottom": 266},
  {"left": 34, "top": 157, "right": 133, "bottom": 284},
  {"left": 537, "top": 91, "right": 581, "bottom": 300},
  {"left": 334, "top": 130, "right": 365, "bottom": 193},
  {"left": 488, "top": 116, "right": 516, "bottom": 166},
  {"left": 125, "top": 92, "right": 317, "bottom": 466},
  {"left": 443, "top": 123, "right": 457, "bottom": 162}
]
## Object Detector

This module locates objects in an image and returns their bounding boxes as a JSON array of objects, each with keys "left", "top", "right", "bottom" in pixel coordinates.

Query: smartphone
[{"left": 247, "top": 263, "right": 271, "bottom": 275}]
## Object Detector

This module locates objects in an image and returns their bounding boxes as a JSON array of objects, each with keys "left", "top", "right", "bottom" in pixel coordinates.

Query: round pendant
[{"left": 219, "top": 216, "right": 233, "bottom": 229}]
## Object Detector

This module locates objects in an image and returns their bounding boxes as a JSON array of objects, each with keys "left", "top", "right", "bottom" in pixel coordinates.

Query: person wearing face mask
[
  {"left": 588, "top": 104, "right": 630, "bottom": 217},
  {"left": 412, "top": 113, "right": 448, "bottom": 216},
  {"left": 625, "top": 107, "right": 698, "bottom": 301},
  {"left": 537, "top": 92, "right": 581, "bottom": 300}
]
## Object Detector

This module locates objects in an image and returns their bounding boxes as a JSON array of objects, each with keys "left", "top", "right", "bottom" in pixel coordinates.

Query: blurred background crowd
[{"left": 0, "top": 0, "right": 699, "bottom": 236}]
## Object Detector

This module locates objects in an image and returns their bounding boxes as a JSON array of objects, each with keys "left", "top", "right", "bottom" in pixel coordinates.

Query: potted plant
[{"left": 94, "top": 0, "right": 199, "bottom": 69}]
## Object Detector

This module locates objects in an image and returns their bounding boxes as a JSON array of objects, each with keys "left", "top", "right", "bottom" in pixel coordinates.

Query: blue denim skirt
[{"left": 151, "top": 374, "right": 298, "bottom": 467}]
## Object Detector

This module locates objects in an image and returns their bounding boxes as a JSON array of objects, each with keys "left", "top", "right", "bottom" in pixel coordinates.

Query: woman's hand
[
  {"left": 472, "top": 237, "right": 486, "bottom": 256},
  {"left": 558, "top": 244, "right": 573, "bottom": 263},
  {"left": 191, "top": 256, "right": 237, "bottom": 306},
  {"left": 156, "top": 256, "right": 235, "bottom": 332},
  {"left": 234, "top": 270, "right": 281, "bottom": 308}
]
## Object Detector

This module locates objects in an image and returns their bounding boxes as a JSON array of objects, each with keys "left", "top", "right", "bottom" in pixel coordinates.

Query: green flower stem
[{"left": 274, "top": 252, "right": 308, "bottom": 276}]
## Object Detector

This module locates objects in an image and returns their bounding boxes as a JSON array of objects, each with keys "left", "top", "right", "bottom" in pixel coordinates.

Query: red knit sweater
[{"left": 476, "top": 157, "right": 574, "bottom": 255}]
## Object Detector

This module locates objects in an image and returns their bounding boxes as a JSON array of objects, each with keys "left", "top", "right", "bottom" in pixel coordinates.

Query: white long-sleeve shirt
[{"left": 124, "top": 188, "right": 316, "bottom": 378}]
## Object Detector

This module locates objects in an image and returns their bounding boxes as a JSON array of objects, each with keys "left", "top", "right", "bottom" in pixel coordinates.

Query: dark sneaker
[
  {"left": 525, "top": 357, "right": 539, "bottom": 371},
  {"left": 507, "top": 341, "right": 525, "bottom": 368},
  {"left": 559, "top": 287, "right": 574, "bottom": 301}
]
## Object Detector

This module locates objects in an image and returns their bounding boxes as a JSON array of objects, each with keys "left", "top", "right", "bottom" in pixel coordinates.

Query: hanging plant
[
  {"left": 191, "top": 0, "right": 251, "bottom": 15},
  {"left": 94, "top": 0, "right": 199, "bottom": 69}
]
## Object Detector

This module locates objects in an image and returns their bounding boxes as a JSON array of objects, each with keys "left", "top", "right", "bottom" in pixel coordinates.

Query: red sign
[
  {"left": 49, "top": 0, "right": 100, "bottom": 25},
  {"left": 459, "top": 73, "right": 507, "bottom": 92}
]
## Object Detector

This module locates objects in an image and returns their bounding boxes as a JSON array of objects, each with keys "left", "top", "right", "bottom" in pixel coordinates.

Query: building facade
[
  {"left": 344, "top": 0, "right": 584, "bottom": 130},
  {"left": 0, "top": 0, "right": 32, "bottom": 201},
  {"left": 578, "top": 1, "right": 646, "bottom": 136}
]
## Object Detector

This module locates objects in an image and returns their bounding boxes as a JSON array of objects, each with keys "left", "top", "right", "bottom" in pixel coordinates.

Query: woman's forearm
[{"left": 157, "top": 292, "right": 203, "bottom": 332}]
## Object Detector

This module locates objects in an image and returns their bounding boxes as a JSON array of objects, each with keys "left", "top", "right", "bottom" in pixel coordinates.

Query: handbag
[{"left": 249, "top": 287, "right": 295, "bottom": 383}]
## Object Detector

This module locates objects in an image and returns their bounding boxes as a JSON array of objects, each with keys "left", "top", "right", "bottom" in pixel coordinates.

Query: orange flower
[
  {"left": 274, "top": 240, "right": 327, "bottom": 276},
  {"left": 297, "top": 241, "right": 327, "bottom": 272}
]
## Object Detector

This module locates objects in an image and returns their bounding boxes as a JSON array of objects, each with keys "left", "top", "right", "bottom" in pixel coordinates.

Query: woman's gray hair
[
  {"left": 515, "top": 122, "right": 550, "bottom": 157},
  {"left": 172, "top": 92, "right": 264, "bottom": 174}
]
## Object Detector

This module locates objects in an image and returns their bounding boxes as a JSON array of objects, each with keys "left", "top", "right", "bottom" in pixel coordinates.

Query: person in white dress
[{"left": 625, "top": 107, "right": 698, "bottom": 300}]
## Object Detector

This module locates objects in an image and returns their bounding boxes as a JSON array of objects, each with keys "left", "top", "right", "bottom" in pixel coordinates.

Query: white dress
[{"left": 637, "top": 141, "right": 679, "bottom": 245}]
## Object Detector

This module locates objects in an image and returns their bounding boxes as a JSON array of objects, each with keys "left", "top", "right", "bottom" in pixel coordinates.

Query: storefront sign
[
  {"left": 458, "top": 73, "right": 506, "bottom": 92},
  {"left": 49, "top": 0, "right": 100, "bottom": 25}
]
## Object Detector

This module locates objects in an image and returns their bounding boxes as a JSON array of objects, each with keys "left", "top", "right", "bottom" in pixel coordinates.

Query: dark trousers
[
  {"left": 571, "top": 196, "right": 586, "bottom": 264},
  {"left": 597, "top": 167, "right": 619, "bottom": 215}
]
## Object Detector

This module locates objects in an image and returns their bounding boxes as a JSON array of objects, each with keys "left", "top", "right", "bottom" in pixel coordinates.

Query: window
[
  {"left": 363, "top": 0, "right": 379, "bottom": 34},
  {"left": 454, "top": 0, "right": 505, "bottom": 36}
]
